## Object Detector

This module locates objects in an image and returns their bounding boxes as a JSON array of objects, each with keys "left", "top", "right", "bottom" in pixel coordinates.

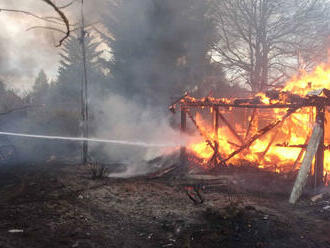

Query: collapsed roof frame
[{"left": 170, "top": 89, "right": 330, "bottom": 188}]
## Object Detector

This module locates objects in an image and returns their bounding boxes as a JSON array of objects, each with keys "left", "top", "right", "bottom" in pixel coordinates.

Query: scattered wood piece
[
  {"left": 310, "top": 193, "right": 324, "bottom": 202},
  {"left": 8, "top": 229, "right": 23, "bottom": 233},
  {"left": 185, "top": 185, "right": 204, "bottom": 204},
  {"left": 187, "top": 174, "right": 229, "bottom": 181},
  {"left": 147, "top": 164, "right": 178, "bottom": 179}
]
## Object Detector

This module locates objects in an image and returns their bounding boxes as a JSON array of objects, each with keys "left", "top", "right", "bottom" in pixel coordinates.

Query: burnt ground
[{"left": 0, "top": 163, "right": 329, "bottom": 248}]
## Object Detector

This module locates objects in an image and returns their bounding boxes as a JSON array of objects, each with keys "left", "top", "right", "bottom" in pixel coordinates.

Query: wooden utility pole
[
  {"left": 80, "top": 0, "right": 89, "bottom": 165},
  {"left": 180, "top": 106, "right": 187, "bottom": 166}
]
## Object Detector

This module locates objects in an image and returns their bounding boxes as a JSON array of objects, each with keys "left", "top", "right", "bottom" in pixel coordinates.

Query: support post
[
  {"left": 213, "top": 106, "right": 219, "bottom": 166},
  {"left": 180, "top": 106, "right": 187, "bottom": 166},
  {"left": 315, "top": 105, "right": 325, "bottom": 188},
  {"left": 213, "top": 107, "right": 219, "bottom": 140}
]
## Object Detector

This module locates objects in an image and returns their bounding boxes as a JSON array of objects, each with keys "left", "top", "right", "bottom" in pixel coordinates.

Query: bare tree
[
  {"left": 212, "top": 0, "right": 330, "bottom": 92},
  {"left": 0, "top": 0, "right": 73, "bottom": 46}
]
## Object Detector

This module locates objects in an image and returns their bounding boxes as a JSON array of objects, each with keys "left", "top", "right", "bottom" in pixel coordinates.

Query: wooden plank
[
  {"left": 315, "top": 106, "right": 325, "bottom": 187},
  {"left": 289, "top": 122, "right": 323, "bottom": 204}
]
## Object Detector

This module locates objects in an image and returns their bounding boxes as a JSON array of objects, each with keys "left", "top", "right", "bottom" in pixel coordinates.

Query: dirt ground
[{"left": 0, "top": 163, "right": 329, "bottom": 248}]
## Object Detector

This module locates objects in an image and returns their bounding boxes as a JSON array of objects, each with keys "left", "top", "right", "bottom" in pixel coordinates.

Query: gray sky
[{"left": 0, "top": 0, "right": 105, "bottom": 93}]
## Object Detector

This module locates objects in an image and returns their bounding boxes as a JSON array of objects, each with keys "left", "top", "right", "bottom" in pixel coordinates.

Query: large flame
[{"left": 188, "top": 63, "right": 330, "bottom": 179}]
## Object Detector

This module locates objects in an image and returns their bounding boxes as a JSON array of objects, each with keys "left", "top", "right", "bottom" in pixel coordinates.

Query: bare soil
[{"left": 0, "top": 163, "right": 329, "bottom": 248}]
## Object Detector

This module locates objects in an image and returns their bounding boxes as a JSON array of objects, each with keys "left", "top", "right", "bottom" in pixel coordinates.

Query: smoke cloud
[
  {"left": 0, "top": 0, "right": 107, "bottom": 91},
  {"left": 91, "top": 93, "right": 183, "bottom": 174},
  {"left": 0, "top": 0, "right": 212, "bottom": 177}
]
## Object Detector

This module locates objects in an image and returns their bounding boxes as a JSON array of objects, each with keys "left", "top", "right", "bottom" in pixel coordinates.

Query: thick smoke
[
  {"left": 90, "top": 93, "right": 184, "bottom": 176},
  {"left": 100, "top": 0, "right": 219, "bottom": 107},
  {"left": 87, "top": 0, "right": 218, "bottom": 175},
  {"left": 0, "top": 1, "right": 58, "bottom": 90},
  {"left": 0, "top": 0, "right": 214, "bottom": 177}
]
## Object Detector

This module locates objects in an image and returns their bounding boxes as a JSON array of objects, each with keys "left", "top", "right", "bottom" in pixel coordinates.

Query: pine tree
[
  {"left": 51, "top": 32, "right": 106, "bottom": 109},
  {"left": 31, "top": 69, "right": 49, "bottom": 104},
  {"left": 0, "top": 81, "right": 6, "bottom": 98},
  {"left": 43, "top": 31, "right": 107, "bottom": 139}
]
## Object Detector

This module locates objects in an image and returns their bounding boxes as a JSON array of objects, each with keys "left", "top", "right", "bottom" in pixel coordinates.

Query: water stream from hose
[{"left": 0, "top": 131, "right": 182, "bottom": 148}]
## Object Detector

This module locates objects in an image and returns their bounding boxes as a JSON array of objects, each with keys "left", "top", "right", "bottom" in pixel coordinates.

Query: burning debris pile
[{"left": 170, "top": 63, "right": 330, "bottom": 189}]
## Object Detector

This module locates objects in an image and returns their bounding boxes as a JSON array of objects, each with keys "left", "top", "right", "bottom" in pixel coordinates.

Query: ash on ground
[{"left": 0, "top": 159, "right": 329, "bottom": 248}]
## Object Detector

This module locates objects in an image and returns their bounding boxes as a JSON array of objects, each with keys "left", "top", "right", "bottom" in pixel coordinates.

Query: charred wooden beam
[
  {"left": 261, "top": 112, "right": 290, "bottom": 157},
  {"left": 183, "top": 103, "right": 318, "bottom": 109},
  {"left": 261, "top": 130, "right": 278, "bottom": 157},
  {"left": 186, "top": 110, "right": 216, "bottom": 152},
  {"left": 221, "top": 108, "right": 299, "bottom": 163},
  {"left": 323, "top": 89, "right": 330, "bottom": 98},
  {"left": 227, "top": 141, "right": 241, "bottom": 148},
  {"left": 208, "top": 141, "right": 221, "bottom": 167},
  {"left": 276, "top": 144, "right": 307, "bottom": 148},
  {"left": 292, "top": 149, "right": 306, "bottom": 171},
  {"left": 171, "top": 93, "right": 330, "bottom": 112},
  {"left": 245, "top": 108, "right": 257, "bottom": 141},
  {"left": 218, "top": 112, "right": 244, "bottom": 145},
  {"left": 181, "top": 96, "right": 330, "bottom": 109},
  {"left": 169, "top": 93, "right": 188, "bottom": 113},
  {"left": 180, "top": 106, "right": 187, "bottom": 168},
  {"left": 233, "top": 97, "right": 262, "bottom": 105},
  {"left": 275, "top": 143, "right": 330, "bottom": 149},
  {"left": 186, "top": 110, "right": 224, "bottom": 167}
]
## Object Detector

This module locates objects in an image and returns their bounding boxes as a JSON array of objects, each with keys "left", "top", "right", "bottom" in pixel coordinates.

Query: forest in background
[{"left": 0, "top": 0, "right": 329, "bottom": 164}]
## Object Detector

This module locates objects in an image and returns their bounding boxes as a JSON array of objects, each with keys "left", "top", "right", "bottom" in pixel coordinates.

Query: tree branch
[
  {"left": 41, "top": 0, "right": 70, "bottom": 47},
  {"left": 0, "top": 0, "right": 72, "bottom": 46}
]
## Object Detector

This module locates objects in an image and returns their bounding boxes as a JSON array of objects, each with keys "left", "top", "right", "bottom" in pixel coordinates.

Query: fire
[
  {"left": 284, "top": 63, "right": 330, "bottom": 95},
  {"left": 187, "top": 63, "right": 330, "bottom": 179}
]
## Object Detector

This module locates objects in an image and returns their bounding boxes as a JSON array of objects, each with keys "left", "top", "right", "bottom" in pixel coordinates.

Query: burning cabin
[{"left": 170, "top": 63, "right": 330, "bottom": 189}]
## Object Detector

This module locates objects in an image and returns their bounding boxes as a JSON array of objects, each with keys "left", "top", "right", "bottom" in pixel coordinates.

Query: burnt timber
[{"left": 171, "top": 89, "right": 330, "bottom": 188}]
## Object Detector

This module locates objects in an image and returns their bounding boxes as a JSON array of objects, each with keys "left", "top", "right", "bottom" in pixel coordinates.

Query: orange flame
[{"left": 188, "top": 63, "right": 330, "bottom": 180}]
